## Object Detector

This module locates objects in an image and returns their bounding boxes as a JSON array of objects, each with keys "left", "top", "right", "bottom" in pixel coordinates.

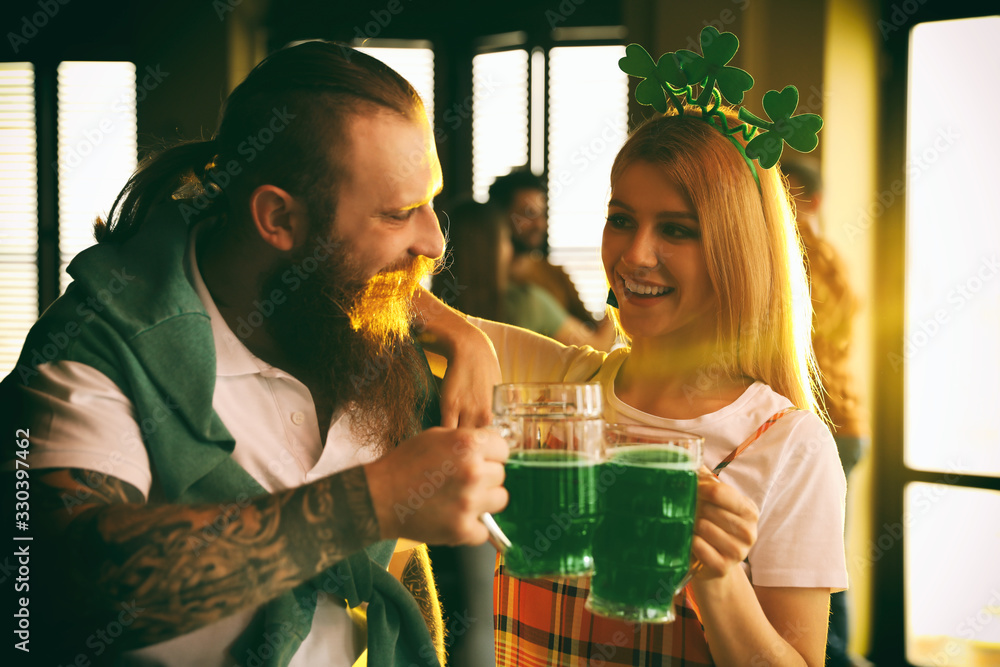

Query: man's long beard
[{"left": 262, "top": 238, "right": 437, "bottom": 453}]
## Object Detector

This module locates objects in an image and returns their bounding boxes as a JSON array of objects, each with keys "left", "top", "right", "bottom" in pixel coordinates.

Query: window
[
  {"left": 57, "top": 62, "right": 138, "bottom": 293},
  {"left": 0, "top": 61, "right": 137, "bottom": 376},
  {"left": 904, "top": 17, "right": 1000, "bottom": 478},
  {"left": 470, "top": 40, "right": 627, "bottom": 320},
  {"left": 471, "top": 48, "right": 529, "bottom": 203},
  {"left": 354, "top": 43, "right": 435, "bottom": 126},
  {"left": 903, "top": 16, "right": 1000, "bottom": 666},
  {"left": 0, "top": 63, "right": 37, "bottom": 375},
  {"left": 547, "top": 45, "right": 628, "bottom": 319},
  {"left": 904, "top": 483, "right": 1000, "bottom": 665}
]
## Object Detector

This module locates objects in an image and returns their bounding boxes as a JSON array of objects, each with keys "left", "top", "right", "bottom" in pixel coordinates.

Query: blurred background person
[
  {"left": 783, "top": 157, "right": 869, "bottom": 667},
  {"left": 488, "top": 170, "right": 616, "bottom": 341},
  {"left": 433, "top": 199, "right": 615, "bottom": 349}
]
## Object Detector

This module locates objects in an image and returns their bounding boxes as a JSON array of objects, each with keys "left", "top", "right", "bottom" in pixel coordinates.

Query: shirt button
[{"left": 291, "top": 411, "right": 305, "bottom": 425}]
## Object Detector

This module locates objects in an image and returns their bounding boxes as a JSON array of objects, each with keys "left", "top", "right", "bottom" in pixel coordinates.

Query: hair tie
[
  {"left": 203, "top": 153, "right": 220, "bottom": 175},
  {"left": 201, "top": 153, "right": 223, "bottom": 196}
]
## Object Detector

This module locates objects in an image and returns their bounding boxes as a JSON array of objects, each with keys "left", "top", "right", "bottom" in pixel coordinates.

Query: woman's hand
[
  {"left": 688, "top": 469, "right": 828, "bottom": 666},
  {"left": 437, "top": 325, "right": 501, "bottom": 428},
  {"left": 412, "top": 287, "right": 500, "bottom": 428},
  {"left": 691, "top": 467, "right": 759, "bottom": 579}
]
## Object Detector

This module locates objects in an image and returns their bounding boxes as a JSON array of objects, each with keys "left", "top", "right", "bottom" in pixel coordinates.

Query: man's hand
[
  {"left": 364, "top": 427, "right": 509, "bottom": 545},
  {"left": 691, "top": 467, "right": 759, "bottom": 579}
]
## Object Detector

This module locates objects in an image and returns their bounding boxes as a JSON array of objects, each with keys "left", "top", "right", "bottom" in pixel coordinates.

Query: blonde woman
[{"left": 421, "top": 107, "right": 846, "bottom": 665}]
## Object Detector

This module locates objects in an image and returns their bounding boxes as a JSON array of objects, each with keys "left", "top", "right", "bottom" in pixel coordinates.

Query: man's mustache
[
  {"left": 346, "top": 254, "right": 438, "bottom": 340},
  {"left": 373, "top": 254, "right": 440, "bottom": 284}
]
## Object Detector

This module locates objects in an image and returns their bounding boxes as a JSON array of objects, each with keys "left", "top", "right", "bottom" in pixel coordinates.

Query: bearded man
[{"left": 1, "top": 42, "right": 505, "bottom": 667}]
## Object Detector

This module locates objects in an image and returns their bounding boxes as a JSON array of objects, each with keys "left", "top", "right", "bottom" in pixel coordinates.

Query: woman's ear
[{"left": 248, "top": 184, "right": 309, "bottom": 251}]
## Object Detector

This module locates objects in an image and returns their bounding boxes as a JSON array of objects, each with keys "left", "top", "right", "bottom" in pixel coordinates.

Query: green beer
[
  {"left": 495, "top": 449, "right": 599, "bottom": 577},
  {"left": 589, "top": 444, "right": 698, "bottom": 621}
]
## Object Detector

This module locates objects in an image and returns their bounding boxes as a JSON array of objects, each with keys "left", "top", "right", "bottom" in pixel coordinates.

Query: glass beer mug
[
  {"left": 586, "top": 423, "right": 704, "bottom": 623},
  {"left": 483, "top": 382, "right": 604, "bottom": 578}
]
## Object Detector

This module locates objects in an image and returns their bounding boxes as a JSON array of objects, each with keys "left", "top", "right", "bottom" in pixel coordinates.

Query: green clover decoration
[
  {"left": 740, "top": 87, "right": 823, "bottom": 169},
  {"left": 618, "top": 43, "right": 687, "bottom": 115},
  {"left": 618, "top": 26, "right": 823, "bottom": 176},
  {"left": 682, "top": 27, "right": 754, "bottom": 106}
]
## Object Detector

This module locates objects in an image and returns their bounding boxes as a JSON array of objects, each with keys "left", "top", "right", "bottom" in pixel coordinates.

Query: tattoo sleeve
[
  {"left": 34, "top": 466, "right": 380, "bottom": 649},
  {"left": 401, "top": 543, "right": 445, "bottom": 665}
]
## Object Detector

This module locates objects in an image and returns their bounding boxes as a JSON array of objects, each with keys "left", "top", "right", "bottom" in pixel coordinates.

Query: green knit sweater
[{"left": 3, "top": 205, "right": 441, "bottom": 667}]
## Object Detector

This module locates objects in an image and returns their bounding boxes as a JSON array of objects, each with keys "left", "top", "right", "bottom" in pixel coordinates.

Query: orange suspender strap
[
  {"left": 710, "top": 407, "right": 799, "bottom": 476},
  {"left": 684, "top": 406, "right": 799, "bottom": 624}
]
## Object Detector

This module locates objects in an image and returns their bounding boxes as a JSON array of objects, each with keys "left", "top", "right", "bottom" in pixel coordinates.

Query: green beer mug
[
  {"left": 485, "top": 382, "right": 604, "bottom": 578},
  {"left": 586, "top": 423, "right": 704, "bottom": 623}
]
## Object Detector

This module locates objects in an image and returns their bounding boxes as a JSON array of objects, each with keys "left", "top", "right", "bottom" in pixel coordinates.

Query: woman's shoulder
[
  {"left": 741, "top": 383, "right": 836, "bottom": 447},
  {"left": 691, "top": 382, "right": 837, "bottom": 476},
  {"left": 736, "top": 386, "right": 844, "bottom": 493},
  {"left": 738, "top": 383, "right": 825, "bottom": 425}
]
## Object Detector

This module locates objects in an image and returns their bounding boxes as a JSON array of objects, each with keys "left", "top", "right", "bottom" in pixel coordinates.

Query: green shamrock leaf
[
  {"left": 619, "top": 44, "right": 694, "bottom": 113},
  {"left": 618, "top": 43, "right": 657, "bottom": 78},
  {"left": 683, "top": 27, "right": 754, "bottom": 105},
  {"left": 715, "top": 64, "right": 753, "bottom": 105},
  {"left": 656, "top": 51, "right": 691, "bottom": 89},
  {"left": 744, "top": 131, "right": 784, "bottom": 170},
  {"left": 744, "top": 85, "right": 823, "bottom": 168},
  {"left": 763, "top": 86, "right": 823, "bottom": 151},
  {"left": 619, "top": 43, "right": 668, "bottom": 113}
]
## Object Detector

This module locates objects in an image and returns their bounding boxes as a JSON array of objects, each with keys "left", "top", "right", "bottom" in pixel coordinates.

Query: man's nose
[{"left": 411, "top": 206, "right": 445, "bottom": 260}]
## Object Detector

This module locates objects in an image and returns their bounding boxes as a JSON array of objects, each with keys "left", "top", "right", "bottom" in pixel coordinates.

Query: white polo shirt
[{"left": 21, "top": 223, "right": 377, "bottom": 666}]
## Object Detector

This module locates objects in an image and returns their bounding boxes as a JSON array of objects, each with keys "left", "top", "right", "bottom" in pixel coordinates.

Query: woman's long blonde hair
[{"left": 607, "top": 108, "right": 824, "bottom": 417}]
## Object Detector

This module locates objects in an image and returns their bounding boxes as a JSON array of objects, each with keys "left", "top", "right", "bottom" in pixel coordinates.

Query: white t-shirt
[
  {"left": 20, "top": 224, "right": 372, "bottom": 666},
  {"left": 473, "top": 318, "right": 848, "bottom": 590}
]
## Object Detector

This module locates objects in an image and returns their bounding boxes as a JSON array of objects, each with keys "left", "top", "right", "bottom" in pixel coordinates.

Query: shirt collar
[{"left": 186, "top": 222, "right": 286, "bottom": 378}]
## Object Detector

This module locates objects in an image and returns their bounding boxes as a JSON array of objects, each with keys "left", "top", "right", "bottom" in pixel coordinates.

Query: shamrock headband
[{"left": 618, "top": 27, "right": 823, "bottom": 186}]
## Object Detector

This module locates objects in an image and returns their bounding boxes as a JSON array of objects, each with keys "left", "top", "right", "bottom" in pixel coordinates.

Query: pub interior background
[{"left": 1, "top": 0, "right": 998, "bottom": 665}]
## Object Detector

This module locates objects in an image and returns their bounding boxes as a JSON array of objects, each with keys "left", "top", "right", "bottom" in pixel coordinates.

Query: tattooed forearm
[
  {"left": 402, "top": 544, "right": 445, "bottom": 663},
  {"left": 36, "top": 466, "right": 380, "bottom": 648},
  {"left": 34, "top": 468, "right": 144, "bottom": 526}
]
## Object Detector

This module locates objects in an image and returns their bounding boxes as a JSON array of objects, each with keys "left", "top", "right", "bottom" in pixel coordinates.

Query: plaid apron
[{"left": 493, "top": 408, "right": 797, "bottom": 666}]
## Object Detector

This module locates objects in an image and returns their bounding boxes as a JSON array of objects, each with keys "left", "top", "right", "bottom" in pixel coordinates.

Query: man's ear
[{"left": 249, "top": 184, "right": 309, "bottom": 252}]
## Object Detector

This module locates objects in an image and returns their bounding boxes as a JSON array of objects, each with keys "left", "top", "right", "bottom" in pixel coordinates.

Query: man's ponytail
[{"left": 94, "top": 138, "right": 218, "bottom": 243}]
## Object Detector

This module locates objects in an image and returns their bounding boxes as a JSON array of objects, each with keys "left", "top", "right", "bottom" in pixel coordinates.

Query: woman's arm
[
  {"left": 412, "top": 286, "right": 500, "bottom": 427},
  {"left": 688, "top": 473, "right": 830, "bottom": 666},
  {"left": 412, "top": 288, "right": 606, "bottom": 423},
  {"left": 695, "top": 573, "right": 829, "bottom": 666},
  {"left": 552, "top": 315, "right": 618, "bottom": 351}
]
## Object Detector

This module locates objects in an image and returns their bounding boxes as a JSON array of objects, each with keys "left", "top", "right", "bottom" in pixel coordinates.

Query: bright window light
[
  {"left": 530, "top": 48, "right": 545, "bottom": 176},
  {"left": 904, "top": 15, "right": 1000, "bottom": 665},
  {"left": 57, "top": 61, "right": 137, "bottom": 294},
  {"left": 547, "top": 45, "right": 628, "bottom": 319},
  {"left": 0, "top": 63, "right": 37, "bottom": 376},
  {"left": 904, "top": 483, "right": 1000, "bottom": 665},
  {"left": 471, "top": 49, "right": 529, "bottom": 202},
  {"left": 354, "top": 46, "right": 435, "bottom": 126},
  {"left": 904, "top": 16, "right": 1000, "bottom": 477}
]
